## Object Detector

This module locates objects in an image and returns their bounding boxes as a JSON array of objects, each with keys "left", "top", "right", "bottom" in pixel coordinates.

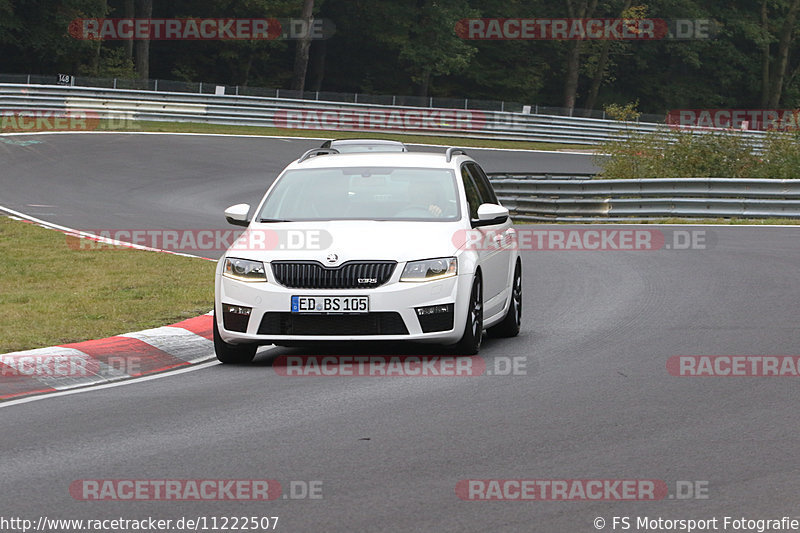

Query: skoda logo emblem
[{"left": 326, "top": 253, "right": 339, "bottom": 264}]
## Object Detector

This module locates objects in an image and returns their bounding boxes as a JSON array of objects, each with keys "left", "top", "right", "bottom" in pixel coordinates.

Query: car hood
[{"left": 231, "top": 220, "right": 465, "bottom": 264}]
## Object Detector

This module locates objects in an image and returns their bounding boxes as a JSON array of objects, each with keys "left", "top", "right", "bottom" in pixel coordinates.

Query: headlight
[
  {"left": 223, "top": 258, "right": 267, "bottom": 282},
  {"left": 400, "top": 257, "right": 457, "bottom": 282}
]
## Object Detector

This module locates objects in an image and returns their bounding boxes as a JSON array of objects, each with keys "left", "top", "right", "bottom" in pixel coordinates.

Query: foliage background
[{"left": 4, "top": 0, "right": 800, "bottom": 115}]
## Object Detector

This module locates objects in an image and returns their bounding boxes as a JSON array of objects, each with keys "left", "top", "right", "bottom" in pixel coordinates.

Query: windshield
[{"left": 258, "top": 167, "right": 460, "bottom": 221}]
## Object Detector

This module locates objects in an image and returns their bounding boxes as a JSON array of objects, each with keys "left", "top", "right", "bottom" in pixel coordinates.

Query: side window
[
  {"left": 460, "top": 165, "right": 482, "bottom": 219},
  {"left": 466, "top": 163, "right": 498, "bottom": 205}
]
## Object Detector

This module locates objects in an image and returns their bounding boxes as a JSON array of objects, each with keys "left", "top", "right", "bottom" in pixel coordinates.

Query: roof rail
[
  {"left": 445, "top": 147, "right": 467, "bottom": 162},
  {"left": 321, "top": 139, "right": 408, "bottom": 152},
  {"left": 298, "top": 147, "right": 340, "bottom": 163}
]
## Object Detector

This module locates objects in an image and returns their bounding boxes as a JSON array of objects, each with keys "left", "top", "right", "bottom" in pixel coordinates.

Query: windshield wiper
[{"left": 258, "top": 218, "right": 292, "bottom": 223}]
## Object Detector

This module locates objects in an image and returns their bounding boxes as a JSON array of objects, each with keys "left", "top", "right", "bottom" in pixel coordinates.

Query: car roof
[
  {"left": 325, "top": 139, "right": 406, "bottom": 146},
  {"left": 290, "top": 150, "right": 468, "bottom": 170},
  {"left": 321, "top": 138, "right": 409, "bottom": 153}
]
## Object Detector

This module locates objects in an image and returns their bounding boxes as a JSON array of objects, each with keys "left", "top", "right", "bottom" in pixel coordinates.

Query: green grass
[
  {"left": 0, "top": 217, "right": 216, "bottom": 354},
  {"left": 96, "top": 119, "right": 589, "bottom": 151}
]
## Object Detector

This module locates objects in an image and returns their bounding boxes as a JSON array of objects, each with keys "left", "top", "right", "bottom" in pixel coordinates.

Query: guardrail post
[
  {"left": 501, "top": 101, "right": 504, "bottom": 112},
  {"left": 392, "top": 95, "right": 396, "bottom": 106},
  {"left": 113, "top": 78, "right": 117, "bottom": 89},
  {"left": 464, "top": 99, "right": 468, "bottom": 110},
  {"left": 26, "top": 74, "right": 30, "bottom": 84},
  {"left": 354, "top": 93, "right": 358, "bottom": 103},
  {"left": 198, "top": 82, "right": 202, "bottom": 93},
  {"left": 235, "top": 85, "right": 239, "bottom": 96},
  {"left": 276, "top": 88, "right": 280, "bottom": 98},
  {"left": 429, "top": 97, "right": 433, "bottom": 107},
  {"left": 154, "top": 79, "right": 158, "bottom": 92},
  {"left": 316, "top": 91, "right": 319, "bottom": 100}
]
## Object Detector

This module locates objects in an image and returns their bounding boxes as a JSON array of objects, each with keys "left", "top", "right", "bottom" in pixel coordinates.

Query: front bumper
[{"left": 214, "top": 266, "right": 471, "bottom": 345}]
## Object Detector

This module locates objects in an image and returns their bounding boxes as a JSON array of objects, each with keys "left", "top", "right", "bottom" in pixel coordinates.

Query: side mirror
[
  {"left": 473, "top": 203, "right": 509, "bottom": 227},
  {"left": 224, "top": 203, "right": 251, "bottom": 227}
]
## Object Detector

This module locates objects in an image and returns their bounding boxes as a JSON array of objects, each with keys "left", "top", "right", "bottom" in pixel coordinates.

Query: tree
[
  {"left": 582, "top": 0, "right": 634, "bottom": 115},
  {"left": 290, "top": 0, "right": 315, "bottom": 92},
  {"left": 398, "top": 0, "right": 477, "bottom": 96},
  {"left": 767, "top": 0, "right": 800, "bottom": 106},
  {"left": 124, "top": 0, "right": 135, "bottom": 62},
  {"left": 135, "top": 0, "right": 152, "bottom": 79},
  {"left": 562, "top": 0, "right": 599, "bottom": 112}
]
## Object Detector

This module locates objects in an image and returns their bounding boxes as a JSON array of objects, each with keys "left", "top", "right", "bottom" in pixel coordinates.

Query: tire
[
  {"left": 451, "top": 275, "right": 483, "bottom": 355},
  {"left": 213, "top": 315, "right": 257, "bottom": 364},
  {"left": 488, "top": 261, "right": 522, "bottom": 338}
]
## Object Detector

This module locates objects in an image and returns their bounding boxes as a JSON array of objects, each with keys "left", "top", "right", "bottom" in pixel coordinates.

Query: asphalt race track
[
  {"left": 0, "top": 133, "right": 598, "bottom": 248},
  {"left": 2, "top": 133, "right": 800, "bottom": 532}
]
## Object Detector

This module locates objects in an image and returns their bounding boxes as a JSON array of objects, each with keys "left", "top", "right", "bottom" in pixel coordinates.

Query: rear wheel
[
  {"left": 488, "top": 261, "right": 522, "bottom": 338},
  {"left": 451, "top": 275, "right": 483, "bottom": 355},
  {"left": 213, "top": 315, "right": 257, "bottom": 364}
]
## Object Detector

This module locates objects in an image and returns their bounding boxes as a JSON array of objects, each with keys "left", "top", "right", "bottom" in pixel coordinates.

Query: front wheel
[
  {"left": 488, "top": 261, "right": 522, "bottom": 338},
  {"left": 213, "top": 315, "right": 257, "bottom": 364},
  {"left": 450, "top": 275, "right": 483, "bottom": 355}
]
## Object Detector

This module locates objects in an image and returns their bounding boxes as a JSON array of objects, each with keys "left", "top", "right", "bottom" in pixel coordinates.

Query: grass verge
[
  {"left": 0, "top": 217, "right": 216, "bottom": 354},
  {"left": 95, "top": 119, "right": 590, "bottom": 152}
]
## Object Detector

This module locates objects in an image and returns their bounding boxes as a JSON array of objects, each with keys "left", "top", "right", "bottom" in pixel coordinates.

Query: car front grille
[
  {"left": 271, "top": 261, "right": 396, "bottom": 289},
  {"left": 258, "top": 312, "right": 409, "bottom": 336}
]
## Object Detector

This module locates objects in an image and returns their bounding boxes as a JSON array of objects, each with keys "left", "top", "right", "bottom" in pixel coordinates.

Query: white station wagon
[{"left": 214, "top": 145, "right": 522, "bottom": 363}]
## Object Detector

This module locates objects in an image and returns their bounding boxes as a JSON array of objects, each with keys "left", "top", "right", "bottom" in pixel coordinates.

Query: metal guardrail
[
  {"left": 0, "top": 83, "right": 768, "bottom": 146},
  {"left": 488, "top": 172, "right": 594, "bottom": 181},
  {"left": 0, "top": 72, "right": 669, "bottom": 121},
  {"left": 488, "top": 175, "right": 800, "bottom": 220},
  {"left": 2, "top": 83, "right": 789, "bottom": 220}
]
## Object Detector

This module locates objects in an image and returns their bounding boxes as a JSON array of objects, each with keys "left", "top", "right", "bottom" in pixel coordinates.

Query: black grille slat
[
  {"left": 259, "top": 312, "right": 408, "bottom": 335},
  {"left": 271, "top": 261, "right": 396, "bottom": 289}
]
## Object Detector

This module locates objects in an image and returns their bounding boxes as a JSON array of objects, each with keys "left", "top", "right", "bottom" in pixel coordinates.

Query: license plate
[{"left": 291, "top": 296, "right": 369, "bottom": 314}]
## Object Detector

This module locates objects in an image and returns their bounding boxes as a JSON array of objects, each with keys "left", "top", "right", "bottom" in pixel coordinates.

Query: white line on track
[
  {"left": 0, "top": 204, "right": 212, "bottom": 260},
  {"left": 0, "top": 344, "right": 281, "bottom": 409},
  {"left": 0, "top": 360, "right": 221, "bottom": 409}
]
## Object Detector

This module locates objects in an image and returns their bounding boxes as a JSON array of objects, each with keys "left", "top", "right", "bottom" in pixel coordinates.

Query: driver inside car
[{"left": 406, "top": 182, "right": 444, "bottom": 217}]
